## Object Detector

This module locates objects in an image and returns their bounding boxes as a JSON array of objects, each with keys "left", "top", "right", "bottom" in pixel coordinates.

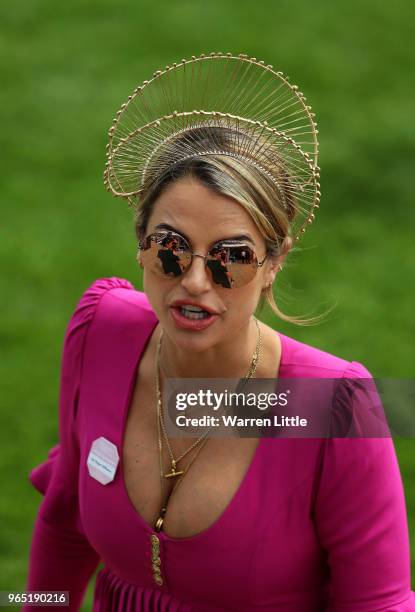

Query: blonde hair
[{"left": 134, "top": 127, "right": 325, "bottom": 325}]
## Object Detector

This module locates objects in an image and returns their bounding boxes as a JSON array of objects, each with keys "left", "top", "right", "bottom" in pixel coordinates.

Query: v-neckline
[{"left": 118, "top": 316, "right": 285, "bottom": 544}]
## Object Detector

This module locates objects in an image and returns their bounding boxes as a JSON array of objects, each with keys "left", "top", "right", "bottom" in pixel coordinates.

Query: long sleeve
[
  {"left": 24, "top": 277, "right": 135, "bottom": 611},
  {"left": 314, "top": 361, "right": 415, "bottom": 611}
]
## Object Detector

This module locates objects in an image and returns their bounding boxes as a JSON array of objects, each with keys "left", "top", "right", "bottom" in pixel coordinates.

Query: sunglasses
[{"left": 138, "top": 230, "right": 269, "bottom": 289}]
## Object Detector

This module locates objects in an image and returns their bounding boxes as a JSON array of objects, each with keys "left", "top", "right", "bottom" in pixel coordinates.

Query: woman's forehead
[{"left": 148, "top": 178, "right": 262, "bottom": 242}]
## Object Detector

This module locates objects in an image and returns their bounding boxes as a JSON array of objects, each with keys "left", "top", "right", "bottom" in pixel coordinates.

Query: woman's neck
[{"left": 159, "top": 318, "right": 260, "bottom": 379}]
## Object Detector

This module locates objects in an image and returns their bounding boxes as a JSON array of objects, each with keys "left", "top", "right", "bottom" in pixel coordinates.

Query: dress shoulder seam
[{"left": 71, "top": 281, "right": 131, "bottom": 434}]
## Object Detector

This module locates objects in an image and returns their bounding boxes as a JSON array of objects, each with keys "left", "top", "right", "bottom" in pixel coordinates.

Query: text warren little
[{"left": 176, "top": 415, "right": 308, "bottom": 427}]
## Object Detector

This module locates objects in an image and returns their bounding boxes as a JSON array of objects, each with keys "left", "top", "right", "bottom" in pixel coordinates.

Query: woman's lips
[
  {"left": 169, "top": 306, "right": 219, "bottom": 331},
  {"left": 170, "top": 299, "right": 219, "bottom": 314}
]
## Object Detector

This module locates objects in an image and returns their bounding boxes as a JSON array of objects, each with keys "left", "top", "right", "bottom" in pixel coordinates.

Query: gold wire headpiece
[{"left": 104, "top": 52, "right": 321, "bottom": 241}]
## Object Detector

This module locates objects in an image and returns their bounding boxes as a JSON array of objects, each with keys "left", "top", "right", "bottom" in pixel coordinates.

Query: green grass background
[{"left": 1, "top": 0, "right": 414, "bottom": 607}]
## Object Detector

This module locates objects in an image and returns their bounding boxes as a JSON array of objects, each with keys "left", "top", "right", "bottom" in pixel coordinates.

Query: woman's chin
[{"left": 162, "top": 309, "right": 221, "bottom": 352}]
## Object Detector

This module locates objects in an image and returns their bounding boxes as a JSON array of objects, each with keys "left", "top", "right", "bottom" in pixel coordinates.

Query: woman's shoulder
[
  {"left": 68, "top": 276, "right": 157, "bottom": 336},
  {"left": 74, "top": 275, "right": 147, "bottom": 308},
  {"left": 278, "top": 331, "right": 372, "bottom": 379}
]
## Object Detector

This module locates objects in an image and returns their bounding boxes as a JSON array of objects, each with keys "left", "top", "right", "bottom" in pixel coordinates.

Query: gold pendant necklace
[
  {"left": 164, "top": 459, "right": 184, "bottom": 479},
  {"left": 153, "top": 317, "right": 262, "bottom": 532}
]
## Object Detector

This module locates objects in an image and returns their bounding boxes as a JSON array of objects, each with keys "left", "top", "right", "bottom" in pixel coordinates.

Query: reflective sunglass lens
[
  {"left": 207, "top": 245, "right": 257, "bottom": 288},
  {"left": 140, "top": 234, "right": 191, "bottom": 278}
]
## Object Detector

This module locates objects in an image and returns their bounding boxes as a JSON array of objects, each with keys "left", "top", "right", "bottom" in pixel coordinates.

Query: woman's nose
[{"left": 180, "top": 254, "right": 212, "bottom": 294}]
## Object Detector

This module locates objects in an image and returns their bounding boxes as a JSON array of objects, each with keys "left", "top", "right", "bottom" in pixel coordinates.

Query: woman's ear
[
  {"left": 278, "top": 236, "right": 292, "bottom": 268},
  {"left": 264, "top": 236, "right": 292, "bottom": 288},
  {"left": 136, "top": 250, "right": 144, "bottom": 269}
]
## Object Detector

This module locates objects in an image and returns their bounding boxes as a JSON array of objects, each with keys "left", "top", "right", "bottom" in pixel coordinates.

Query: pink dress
[{"left": 24, "top": 277, "right": 415, "bottom": 611}]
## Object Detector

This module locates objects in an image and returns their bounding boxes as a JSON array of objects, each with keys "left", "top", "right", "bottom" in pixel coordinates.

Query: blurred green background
[{"left": 1, "top": 0, "right": 414, "bottom": 607}]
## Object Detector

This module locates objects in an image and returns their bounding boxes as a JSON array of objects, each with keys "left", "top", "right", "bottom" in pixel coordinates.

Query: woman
[{"left": 25, "top": 54, "right": 414, "bottom": 611}]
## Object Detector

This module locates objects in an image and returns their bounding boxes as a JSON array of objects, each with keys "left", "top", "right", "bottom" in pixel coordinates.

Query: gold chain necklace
[{"left": 154, "top": 317, "right": 262, "bottom": 532}]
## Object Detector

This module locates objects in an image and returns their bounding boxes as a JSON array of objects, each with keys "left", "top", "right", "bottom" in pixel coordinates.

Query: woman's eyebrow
[
  {"left": 154, "top": 223, "right": 191, "bottom": 242},
  {"left": 154, "top": 223, "right": 256, "bottom": 246},
  {"left": 215, "top": 234, "right": 255, "bottom": 246}
]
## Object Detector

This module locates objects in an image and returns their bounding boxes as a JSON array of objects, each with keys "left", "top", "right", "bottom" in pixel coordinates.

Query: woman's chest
[
  {"left": 77, "top": 342, "right": 327, "bottom": 606},
  {"left": 122, "top": 374, "right": 262, "bottom": 539},
  {"left": 79, "top": 393, "right": 326, "bottom": 607}
]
